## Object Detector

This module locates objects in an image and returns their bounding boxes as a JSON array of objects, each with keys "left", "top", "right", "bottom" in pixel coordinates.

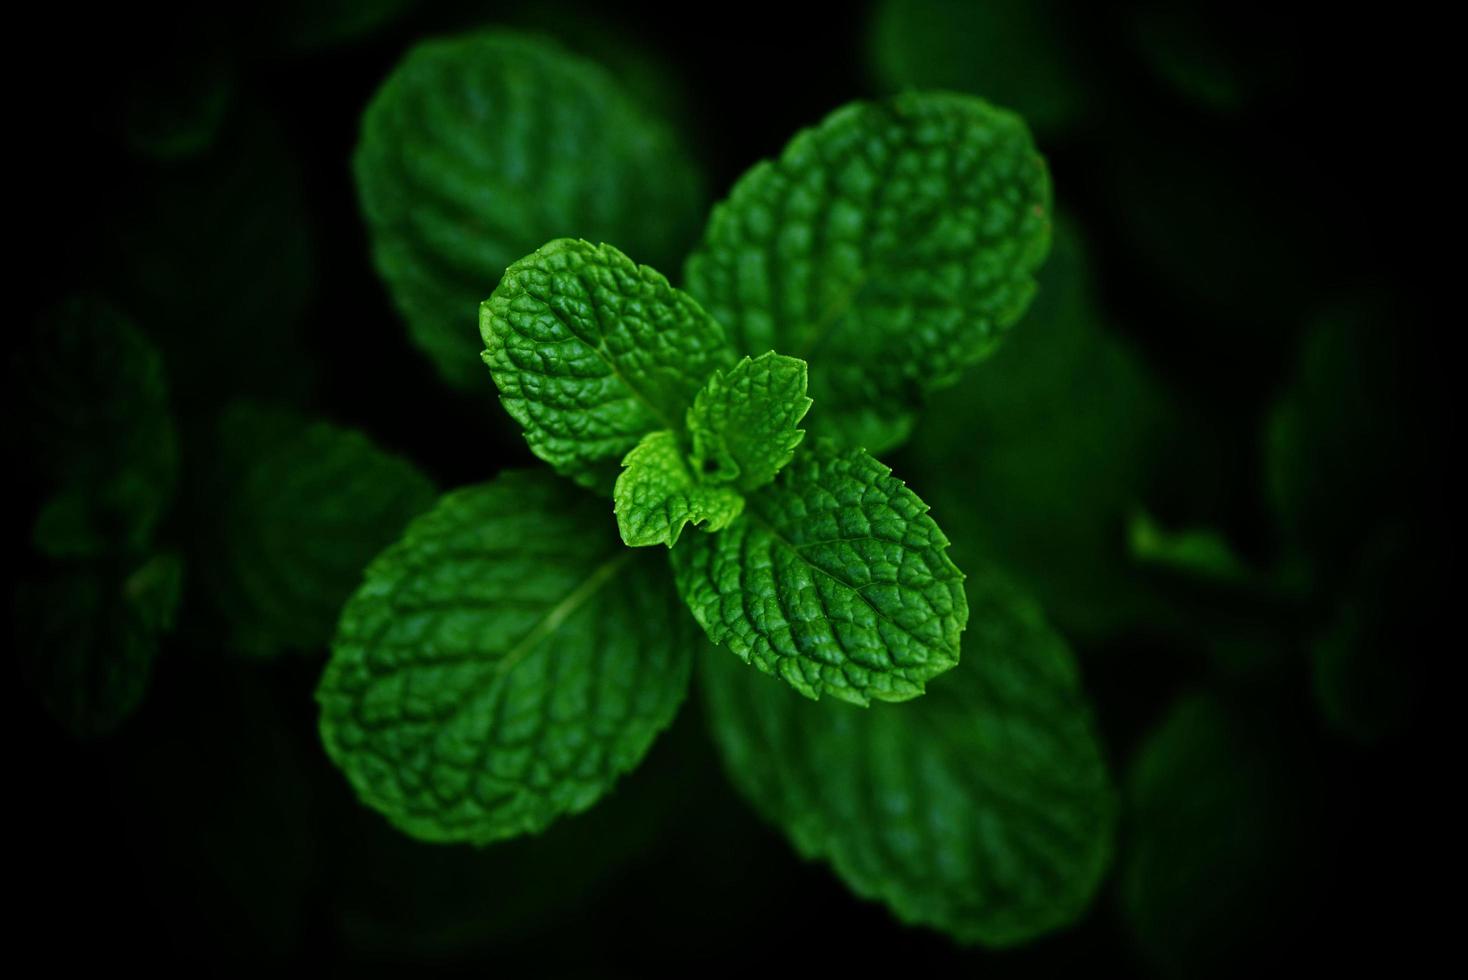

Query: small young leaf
[
  {"left": 482, "top": 239, "right": 735, "bottom": 491},
  {"left": 317, "top": 471, "right": 696, "bottom": 844},
  {"left": 14, "top": 552, "right": 184, "bottom": 739},
  {"left": 357, "top": 32, "right": 704, "bottom": 390},
  {"left": 685, "top": 92, "right": 1050, "bottom": 453},
  {"left": 208, "top": 404, "right": 436, "bottom": 656},
  {"left": 671, "top": 440, "right": 966, "bottom": 705},
  {"left": 11, "top": 297, "right": 177, "bottom": 559},
  {"left": 614, "top": 431, "right": 745, "bottom": 547},
  {"left": 687, "top": 352, "right": 812, "bottom": 491},
  {"left": 702, "top": 565, "right": 1115, "bottom": 945}
]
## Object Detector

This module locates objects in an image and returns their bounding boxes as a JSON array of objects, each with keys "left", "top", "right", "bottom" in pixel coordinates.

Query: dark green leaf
[
  {"left": 357, "top": 32, "right": 704, "bottom": 389},
  {"left": 207, "top": 404, "right": 436, "bottom": 656},
  {"left": 12, "top": 297, "right": 177, "bottom": 559},
  {"left": 702, "top": 564, "right": 1114, "bottom": 944},
  {"left": 318, "top": 471, "right": 696, "bottom": 844},
  {"left": 14, "top": 552, "right": 183, "bottom": 739}
]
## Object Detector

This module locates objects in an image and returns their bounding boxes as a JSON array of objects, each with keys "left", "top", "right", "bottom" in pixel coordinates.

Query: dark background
[{"left": 11, "top": 1, "right": 1450, "bottom": 973}]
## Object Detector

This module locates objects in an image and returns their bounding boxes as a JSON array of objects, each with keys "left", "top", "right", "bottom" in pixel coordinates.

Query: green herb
[{"left": 319, "top": 81, "right": 1120, "bottom": 948}]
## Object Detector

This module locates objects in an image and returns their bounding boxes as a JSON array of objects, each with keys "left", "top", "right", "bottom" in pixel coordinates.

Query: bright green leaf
[
  {"left": 317, "top": 470, "right": 696, "bottom": 844},
  {"left": 357, "top": 32, "right": 704, "bottom": 390},
  {"left": 671, "top": 440, "right": 966, "bottom": 705},
  {"left": 12, "top": 297, "right": 177, "bottom": 559},
  {"left": 14, "top": 551, "right": 184, "bottom": 739},
  {"left": 702, "top": 564, "right": 1114, "bottom": 944},
  {"left": 614, "top": 431, "right": 745, "bottom": 547},
  {"left": 685, "top": 91, "right": 1050, "bottom": 454},
  {"left": 482, "top": 239, "right": 735, "bottom": 491},
  {"left": 207, "top": 404, "right": 437, "bottom": 656},
  {"left": 688, "top": 352, "right": 812, "bottom": 491}
]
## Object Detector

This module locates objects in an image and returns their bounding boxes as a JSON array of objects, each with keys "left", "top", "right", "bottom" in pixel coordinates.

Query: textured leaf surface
[
  {"left": 12, "top": 297, "right": 177, "bottom": 559},
  {"left": 688, "top": 352, "right": 812, "bottom": 491},
  {"left": 482, "top": 239, "right": 734, "bottom": 490},
  {"left": 614, "top": 431, "right": 745, "bottom": 547},
  {"left": 208, "top": 404, "right": 436, "bottom": 656},
  {"left": 15, "top": 552, "right": 183, "bottom": 739},
  {"left": 685, "top": 92, "right": 1050, "bottom": 453},
  {"left": 702, "top": 565, "right": 1114, "bottom": 944},
  {"left": 356, "top": 32, "right": 703, "bottom": 389},
  {"left": 671, "top": 440, "right": 965, "bottom": 705},
  {"left": 318, "top": 471, "right": 696, "bottom": 844}
]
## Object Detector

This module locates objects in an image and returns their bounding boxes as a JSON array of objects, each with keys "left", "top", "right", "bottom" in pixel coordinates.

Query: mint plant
[{"left": 319, "top": 32, "right": 1112, "bottom": 946}]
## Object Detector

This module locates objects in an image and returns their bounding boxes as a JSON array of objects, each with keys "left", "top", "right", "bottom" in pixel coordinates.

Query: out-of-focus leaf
[
  {"left": 1265, "top": 302, "right": 1425, "bottom": 575},
  {"left": 1312, "top": 525, "right": 1419, "bottom": 744},
  {"left": 12, "top": 297, "right": 178, "bottom": 559},
  {"left": 701, "top": 563, "right": 1114, "bottom": 945},
  {"left": 123, "top": 52, "right": 235, "bottom": 162},
  {"left": 356, "top": 32, "right": 704, "bottom": 390},
  {"left": 868, "top": 0, "right": 1087, "bottom": 136},
  {"left": 273, "top": 0, "right": 415, "bottom": 51},
  {"left": 206, "top": 403, "right": 436, "bottom": 656},
  {"left": 14, "top": 552, "right": 183, "bottom": 739},
  {"left": 900, "top": 220, "right": 1177, "bottom": 638},
  {"left": 1121, "top": 693, "right": 1321, "bottom": 977},
  {"left": 1128, "top": 509, "right": 1251, "bottom": 585}
]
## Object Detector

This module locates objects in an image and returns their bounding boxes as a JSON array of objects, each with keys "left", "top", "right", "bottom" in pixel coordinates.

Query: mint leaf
[
  {"left": 685, "top": 92, "right": 1050, "bottom": 453},
  {"left": 688, "top": 352, "right": 812, "bottom": 491},
  {"left": 14, "top": 552, "right": 183, "bottom": 739},
  {"left": 482, "top": 239, "right": 734, "bottom": 491},
  {"left": 614, "top": 431, "right": 745, "bottom": 547},
  {"left": 702, "top": 565, "right": 1114, "bottom": 944},
  {"left": 207, "top": 404, "right": 436, "bottom": 656},
  {"left": 356, "top": 32, "right": 704, "bottom": 390},
  {"left": 317, "top": 471, "right": 696, "bottom": 844},
  {"left": 671, "top": 440, "right": 965, "bottom": 705},
  {"left": 11, "top": 297, "right": 177, "bottom": 559}
]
